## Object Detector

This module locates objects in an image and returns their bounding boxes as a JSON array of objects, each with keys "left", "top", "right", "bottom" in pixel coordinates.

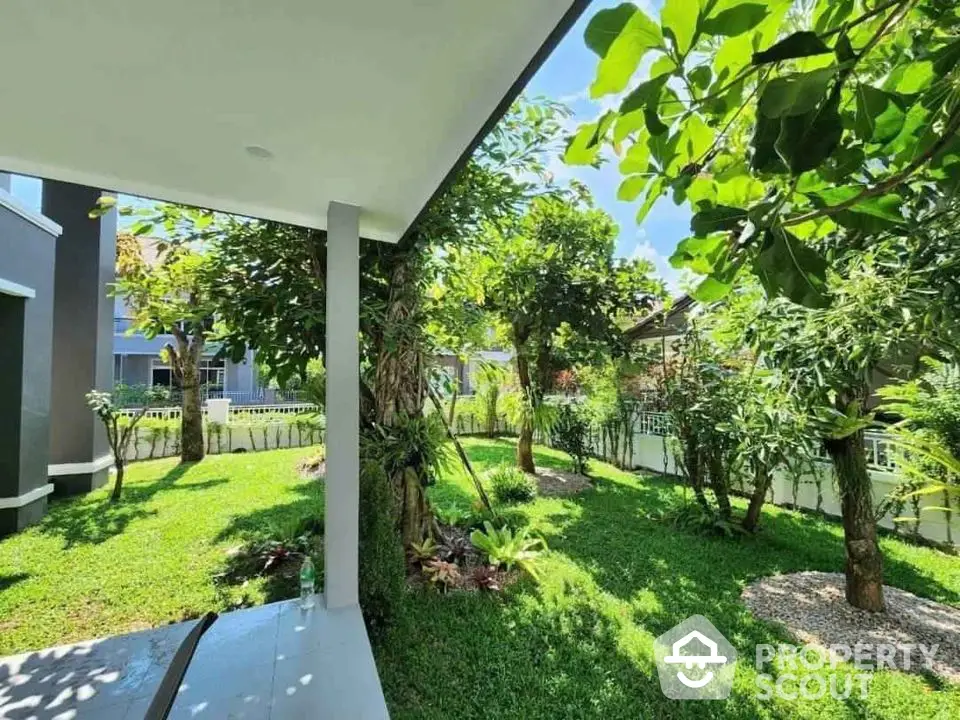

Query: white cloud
[{"left": 629, "top": 238, "right": 692, "bottom": 296}]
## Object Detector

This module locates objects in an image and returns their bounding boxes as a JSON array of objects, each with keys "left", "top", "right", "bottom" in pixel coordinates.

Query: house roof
[
  {"left": 624, "top": 294, "right": 696, "bottom": 342},
  {"left": 0, "top": 1, "right": 586, "bottom": 244}
]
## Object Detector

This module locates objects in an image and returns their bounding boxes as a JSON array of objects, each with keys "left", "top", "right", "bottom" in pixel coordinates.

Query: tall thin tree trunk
[
  {"left": 825, "top": 431, "right": 885, "bottom": 612},
  {"left": 375, "top": 251, "right": 430, "bottom": 547},
  {"left": 684, "top": 437, "right": 710, "bottom": 512},
  {"left": 515, "top": 349, "right": 536, "bottom": 474},
  {"left": 744, "top": 464, "right": 772, "bottom": 532},
  {"left": 111, "top": 463, "right": 125, "bottom": 502},
  {"left": 707, "top": 455, "right": 732, "bottom": 520},
  {"left": 180, "top": 338, "right": 205, "bottom": 462}
]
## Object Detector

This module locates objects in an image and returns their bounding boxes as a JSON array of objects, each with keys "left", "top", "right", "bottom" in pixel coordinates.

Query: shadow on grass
[
  {"left": 213, "top": 481, "right": 325, "bottom": 605},
  {"left": 0, "top": 572, "right": 29, "bottom": 593},
  {"left": 376, "top": 440, "right": 960, "bottom": 718},
  {"left": 543, "top": 471, "right": 958, "bottom": 626},
  {"left": 37, "top": 463, "right": 228, "bottom": 549},
  {"left": 377, "top": 580, "right": 780, "bottom": 720}
]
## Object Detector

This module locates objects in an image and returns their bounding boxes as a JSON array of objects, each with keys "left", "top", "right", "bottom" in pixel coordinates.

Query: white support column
[{"left": 324, "top": 201, "right": 360, "bottom": 609}]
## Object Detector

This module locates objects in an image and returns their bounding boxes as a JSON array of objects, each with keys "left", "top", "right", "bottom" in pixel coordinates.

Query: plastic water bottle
[{"left": 299, "top": 556, "right": 316, "bottom": 610}]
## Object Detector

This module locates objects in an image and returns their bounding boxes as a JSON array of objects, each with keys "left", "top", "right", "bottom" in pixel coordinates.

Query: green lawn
[
  {"left": 1, "top": 441, "right": 958, "bottom": 718},
  {"left": 0, "top": 447, "right": 322, "bottom": 654},
  {"left": 377, "top": 438, "right": 960, "bottom": 720}
]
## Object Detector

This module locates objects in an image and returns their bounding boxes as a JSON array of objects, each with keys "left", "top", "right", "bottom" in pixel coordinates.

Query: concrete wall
[
  {"left": 0, "top": 190, "right": 59, "bottom": 534},
  {"left": 622, "top": 429, "right": 959, "bottom": 547},
  {"left": 43, "top": 182, "right": 115, "bottom": 495}
]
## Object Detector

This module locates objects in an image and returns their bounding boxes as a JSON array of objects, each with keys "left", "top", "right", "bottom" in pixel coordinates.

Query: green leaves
[
  {"left": 701, "top": 3, "right": 769, "bottom": 38},
  {"left": 774, "top": 87, "right": 843, "bottom": 175},
  {"left": 808, "top": 185, "right": 905, "bottom": 233},
  {"left": 662, "top": 0, "right": 697, "bottom": 57},
  {"left": 584, "top": 3, "right": 637, "bottom": 58},
  {"left": 619, "top": 75, "right": 668, "bottom": 114},
  {"left": 690, "top": 206, "right": 747, "bottom": 237},
  {"left": 854, "top": 85, "right": 907, "bottom": 143},
  {"left": 617, "top": 175, "right": 650, "bottom": 201},
  {"left": 758, "top": 69, "right": 836, "bottom": 118},
  {"left": 752, "top": 31, "right": 831, "bottom": 65},
  {"left": 755, "top": 229, "right": 829, "bottom": 308},
  {"left": 619, "top": 140, "right": 650, "bottom": 173},
  {"left": 564, "top": 112, "right": 615, "bottom": 166},
  {"left": 590, "top": 7, "right": 663, "bottom": 97}
]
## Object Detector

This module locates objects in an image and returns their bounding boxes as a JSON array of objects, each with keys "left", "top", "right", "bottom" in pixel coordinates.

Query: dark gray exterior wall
[
  {"left": 0, "top": 200, "right": 57, "bottom": 534},
  {"left": 43, "top": 182, "right": 116, "bottom": 495}
]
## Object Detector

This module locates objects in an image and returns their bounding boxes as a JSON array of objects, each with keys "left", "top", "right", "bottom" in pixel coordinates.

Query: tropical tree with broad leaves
[
  {"left": 447, "top": 195, "right": 662, "bottom": 473},
  {"left": 96, "top": 200, "right": 222, "bottom": 463},
  {"left": 568, "top": 0, "right": 960, "bottom": 307}
]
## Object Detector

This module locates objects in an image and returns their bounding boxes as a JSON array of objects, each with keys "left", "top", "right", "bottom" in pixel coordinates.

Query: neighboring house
[
  {"left": 624, "top": 294, "right": 696, "bottom": 347},
  {"left": 624, "top": 293, "right": 906, "bottom": 410},
  {"left": 112, "top": 238, "right": 260, "bottom": 401}
]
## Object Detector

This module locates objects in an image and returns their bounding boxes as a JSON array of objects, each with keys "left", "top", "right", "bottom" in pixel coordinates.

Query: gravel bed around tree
[{"left": 742, "top": 571, "right": 960, "bottom": 682}]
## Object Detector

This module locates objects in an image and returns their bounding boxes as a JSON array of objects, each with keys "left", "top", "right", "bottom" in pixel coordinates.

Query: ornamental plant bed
[{"left": 408, "top": 523, "right": 519, "bottom": 594}]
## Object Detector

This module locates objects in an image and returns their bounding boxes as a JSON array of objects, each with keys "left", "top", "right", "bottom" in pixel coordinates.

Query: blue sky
[
  {"left": 525, "top": 0, "right": 688, "bottom": 291},
  {"left": 10, "top": 1, "right": 688, "bottom": 289}
]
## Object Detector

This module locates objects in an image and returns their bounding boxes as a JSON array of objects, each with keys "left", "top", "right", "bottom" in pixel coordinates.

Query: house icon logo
[{"left": 654, "top": 615, "right": 737, "bottom": 700}]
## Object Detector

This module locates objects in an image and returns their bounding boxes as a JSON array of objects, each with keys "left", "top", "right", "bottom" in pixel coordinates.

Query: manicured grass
[
  {"left": 0, "top": 447, "right": 322, "bottom": 655},
  {"left": 2, "top": 440, "right": 959, "bottom": 717},
  {"left": 375, "top": 438, "right": 960, "bottom": 720}
]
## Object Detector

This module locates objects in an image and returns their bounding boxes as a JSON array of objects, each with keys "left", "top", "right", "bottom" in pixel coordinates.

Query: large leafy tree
[
  {"left": 450, "top": 196, "right": 661, "bottom": 472},
  {"left": 107, "top": 205, "right": 221, "bottom": 463},
  {"left": 207, "top": 98, "right": 570, "bottom": 550},
  {"left": 569, "top": 0, "right": 960, "bottom": 306},
  {"left": 733, "top": 242, "right": 954, "bottom": 611}
]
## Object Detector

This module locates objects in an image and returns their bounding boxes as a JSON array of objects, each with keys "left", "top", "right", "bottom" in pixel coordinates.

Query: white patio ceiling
[{"left": 0, "top": 0, "right": 583, "bottom": 243}]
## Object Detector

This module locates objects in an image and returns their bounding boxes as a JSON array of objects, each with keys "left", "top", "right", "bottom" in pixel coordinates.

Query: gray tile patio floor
[{"left": 0, "top": 596, "right": 388, "bottom": 719}]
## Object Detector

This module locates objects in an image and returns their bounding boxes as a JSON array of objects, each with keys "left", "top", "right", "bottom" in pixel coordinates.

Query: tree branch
[{"left": 782, "top": 109, "right": 960, "bottom": 227}]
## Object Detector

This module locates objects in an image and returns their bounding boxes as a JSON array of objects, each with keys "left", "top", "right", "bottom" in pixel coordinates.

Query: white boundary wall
[
  {"left": 121, "top": 401, "right": 323, "bottom": 462},
  {"left": 618, "top": 414, "right": 958, "bottom": 547}
]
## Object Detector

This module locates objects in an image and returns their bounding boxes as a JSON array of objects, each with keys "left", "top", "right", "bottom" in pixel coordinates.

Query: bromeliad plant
[
  {"left": 470, "top": 522, "right": 547, "bottom": 579},
  {"left": 422, "top": 559, "right": 461, "bottom": 593},
  {"left": 569, "top": 0, "right": 960, "bottom": 309}
]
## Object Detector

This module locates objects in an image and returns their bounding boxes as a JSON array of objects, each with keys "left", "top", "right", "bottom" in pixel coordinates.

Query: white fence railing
[
  {"left": 120, "top": 400, "right": 323, "bottom": 461},
  {"left": 621, "top": 412, "right": 955, "bottom": 546}
]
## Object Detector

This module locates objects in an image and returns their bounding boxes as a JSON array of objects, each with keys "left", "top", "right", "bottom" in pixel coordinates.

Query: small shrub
[
  {"left": 438, "top": 534, "right": 471, "bottom": 563},
  {"left": 470, "top": 522, "right": 546, "bottom": 579},
  {"left": 422, "top": 559, "right": 460, "bottom": 592},
  {"left": 471, "top": 565, "right": 502, "bottom": 592},
  {"left": 408, "top": 537, "right": 439, "bottom": 565},
  {"left": 358, "top": 457, "right": 406, "bottom": 634},
  {"left": 488, "top": 465, "right": 537, "bottom": 504},
  {"left": 551, "top": 403, "right": 592, "bottom": 475},
  {"left": 434, "top": 504, "right": 469, "bottom": 527}
]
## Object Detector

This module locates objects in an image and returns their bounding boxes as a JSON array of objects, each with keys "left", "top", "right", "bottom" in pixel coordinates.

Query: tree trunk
[
  {"left": 180, "top": 340, "right": 205, "bottom": 462},
  {"left": 110, "top": 463, "right": 125, "bottom": 502},
  {"left": 825, "top": 431, "right": 885, "bottom": 612},
  {"left": 743, "top": 464, "right": 772, "bottom": 532},
  {"left": 514, "top": 349, "right": 536, "bottom": 473},
  {"left": 683, "top": 436, "right": 710, "bottom": 512},
  {"left": 707, "top": 455, "right": 732, "bottom": 520},
  {"left": 374, "top": 251, "right": 430, "bottom": 548}
]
